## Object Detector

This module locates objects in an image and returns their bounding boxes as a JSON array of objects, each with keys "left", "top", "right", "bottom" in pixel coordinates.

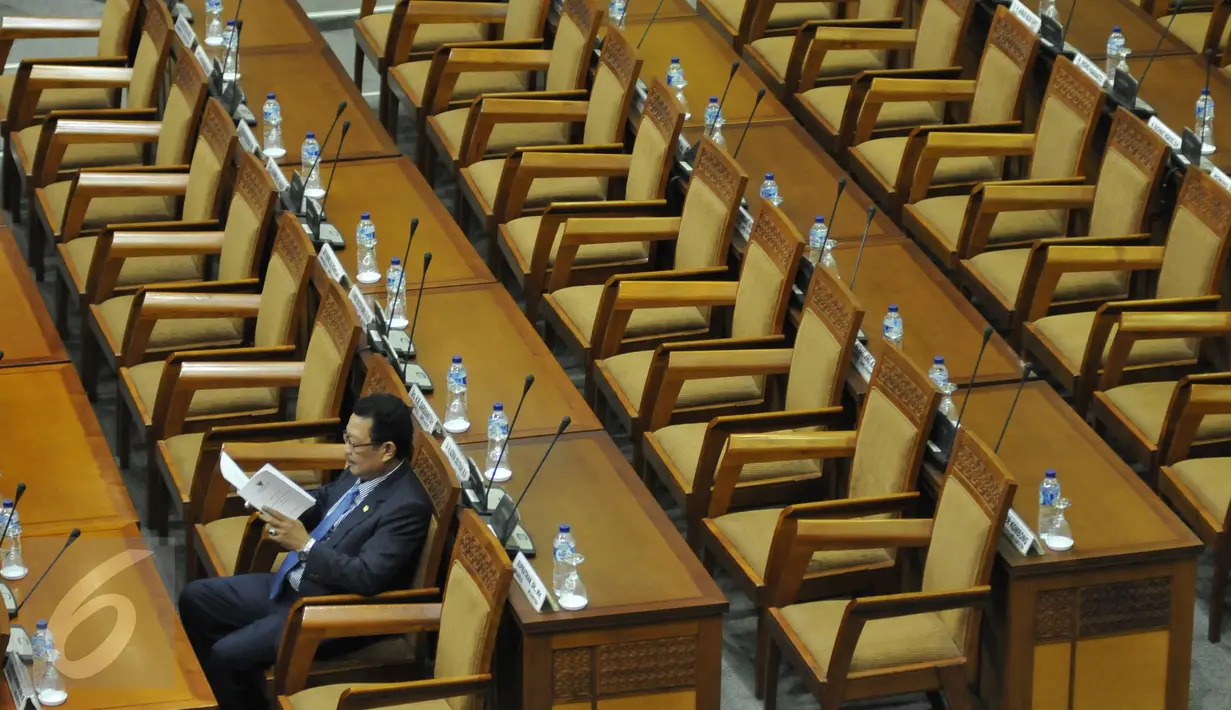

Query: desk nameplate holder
[
  {"left": 407, "top": 383, "right": 441, "bottom": 436},
  {"left": 513, "top": 552, "right": 557, "bottom": 611},
  {"left": 489, "top": 494, "right": 536, "bottom": 558},
  {"left": 1004, "top": 509, "right": 1046, "bottom": 556},
  {"left": 4, "top": 651, "right": 39, "bottom": 709},
  {"left": 174, "top": 14, "right": 198, "bottom": 51}
]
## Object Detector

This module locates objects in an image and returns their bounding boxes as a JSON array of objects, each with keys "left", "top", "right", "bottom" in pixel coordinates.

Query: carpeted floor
[{"left": 9, "top": 2, "right": 1231, "bottom": 708}]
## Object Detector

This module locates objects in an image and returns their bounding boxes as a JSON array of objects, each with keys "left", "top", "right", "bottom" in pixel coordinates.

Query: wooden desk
[
  {"left": 1052, "top": 0, "right": 1190, "bottom": 59},
  {"left": 460, "top": 431, "right": 726, "bottom": 710},
  {"left": 682, "top": 120, "right": 897, "bottom": 241},
  {"left": 0, "top": 228, "right": 66, "bottom": 369},
  {"left": 929, "top": 382, "right": 1200, "bottom": 710},
  {"left": 829, "top": 240, "right": 1023, "bottom": 386},
  {"left": 623, "top": 17, "right": 792, "bottom": 126},
  {"left": 1128, "top": 54, "right": 1231, "bottom": 171},
  {"left": 182, "top": 0, "right": 321, "bottom": 49},
  {"left": 285, "top": 157, "right": 493, "bottom": 293},
  {"left": 0, "top": 364, "right": 138, "bottom": 535},
  {"left": 372, "top": 283, "right": 602, "bottom": 444},
  {"left": 208, "top": 46, "right": 399, "bottom": 165},
  {"left": 0, "top": 524, "right": 213, "bottom": 710},
  {"left": 622, "top": 0, "right": 698, "bottom": 21}
]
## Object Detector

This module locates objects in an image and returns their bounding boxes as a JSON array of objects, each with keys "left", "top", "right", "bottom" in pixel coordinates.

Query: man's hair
[{"left": 351, "top": 394, "right": 415, "bottom": 460}]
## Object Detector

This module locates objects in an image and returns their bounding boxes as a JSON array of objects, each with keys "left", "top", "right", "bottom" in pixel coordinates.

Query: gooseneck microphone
[
  {"left": 828, "top": 177, "right": 846, "bottom": 228},
  {"left": 709, "top": 61, "right": 741, "bottom": 139},
  {"left": 0, "top": 484, "right": 27, "bottom": 550},
  {"left": 846, "top": 205, "right": 877, "bottom": 290},
  {"left": 995, "top": 363, "right": 1034, "bottom": 452},
  {"left": 14, "top": 529, "right": 81, "bottom": 616},
  {"left": 1059, "top": 0, "right": 1078, "bottom": 47},
  {"left": 482, "top": 374, "right": 536, "bottom": 498},
  {"left": 316, "top": 120, "right": 351, "bottom": 221},
  {"left": 1136, "top": 3, "right": 1182, "bottom": 93},
  {"left": 298, "top": 101, "right": 348, "bottom": 203},
  {"left": 732, "top": 88, "right": 767, "bottom": 160},
  {"left": 953, "top": 326, "right": 994, "bottom": 432},
  {"left": 398, "top": 252, "right": 434, "bottom": 391},
  {"left": 385, "top": 217, "right": 420, "bottom": 340},
  {"left": 637, "top": 0, "right": 669, "bottom": 48},
  {"left": 217, "top": 0, "right": 244, "bottom": 82},
  {"left": 404, "top": 252, "right": 432, "bottom": 359},
  {"left": 509, "top": 416, "right": 571, "bottom": 514}
]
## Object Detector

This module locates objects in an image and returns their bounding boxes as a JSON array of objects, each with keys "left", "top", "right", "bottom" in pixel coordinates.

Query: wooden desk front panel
[
  {"left": 0, "top": 365, "right": 138, "bottom": 535},
  {"left": 2, "top": 525, "right": 214, "bottom": 710},
  {"left": 0, "top": 228, "right": 67, "bottom": 369},
  {"left": 183, "top": 0, "right": 321, "bottom": 50},
  {"left": 286, "top": 158, "right": 494, "bottom": 292}
]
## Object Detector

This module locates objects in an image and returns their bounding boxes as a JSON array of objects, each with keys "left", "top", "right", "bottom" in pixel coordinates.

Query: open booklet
[{"left": 219, "top": 450, "right": 316, "bottom": 519}]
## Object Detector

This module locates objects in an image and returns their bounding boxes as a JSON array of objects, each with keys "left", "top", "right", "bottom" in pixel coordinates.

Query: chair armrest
[
  {"left": 161, "top": 362, "right": 306, "bottom": 436},
  {"left": 27, "top": 64, "right": 133, "bottom": 90},
  {"left": 960, "top": 182, "right": 1098, "bottom": 257},
  {"left": 588, "top": 266, "right": 732, "bottom": 354},
  {"left": 795, "top": 516, "right": 934, "bottom": 549},
  {"left": 136, "top": 292, "right": 263, "bottom": 320},
  {"left": 549, "top": 217, "right": 681, "bottom": 291},
  {"left": 0, "top": 16, "right": 103, "bottom": 39},
  {"left": 1025, "top": 245, "right": 1165, "bottom": 321},
  {"left": 782, "top": 19, "right": 902, "bottom": 92},
  {"left": 1101, "top": 312, "right": 1231, "bottom": 389},
  {"left": 497, "top": 151, "right": 633, "bottom": 222},
  {"left": 707, "top": 431, "right": 858, "bottom": 516},
  {"left": 441, "top": 46, "right": 554, "bottom": 71},
  {"left": 335, "top": 676, "right": 492, "bottom": 710},
  {"left": 854, "top": 78, "right": 976, "bottom": 144},
  {"left": 785, "top": 491, "right": 923, "bottom": 519},
  {"left": 222, "top": 442, "right": 349, "bottom": 470},
  {"left": 107, "top": 230, "right": 228, "bottom": 258},
  {"left": 909, "top": 131, "right": 1035, "bottom": 201},
  {"left": 59, "top": 172, "right": 194, "bottom": 242},
  {"left": 643, "top": 348, "right": 796, "bottom": 432},
  {"left": 464, "top": 98, "right": 591, "bottom": 165},
  {"left": 391, "top": 2, "right": 511, "bottom": 63},
  {"left": 33, "top": 119, "right": 166, "bottom": 184},
  {"left": 848, "top": 585, "right": 990, "bottom": 621},
  {"left": 601, "top": 280, "right": 739, "bottom": 352}
]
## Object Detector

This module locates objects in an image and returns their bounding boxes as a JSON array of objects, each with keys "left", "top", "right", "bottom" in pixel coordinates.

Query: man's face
[{"left": 344, "top": 415, "right": 391, "bottom": 478}]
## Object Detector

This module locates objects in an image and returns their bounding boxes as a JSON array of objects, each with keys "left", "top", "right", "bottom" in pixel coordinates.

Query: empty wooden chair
[
  {"left": 700, "top": 0, "right": 839, "bottom": 52},
  {"left": 1145, "top": 0, "right": 1231, "bottom": 63}
]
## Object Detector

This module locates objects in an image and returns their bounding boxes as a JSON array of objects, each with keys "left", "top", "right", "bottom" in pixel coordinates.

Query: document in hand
[{"left": 219, "top": 451, "right": 316, "bottom": 518}]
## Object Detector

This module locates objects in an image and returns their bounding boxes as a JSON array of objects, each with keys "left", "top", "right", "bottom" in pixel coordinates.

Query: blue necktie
[{"left": 269, "top": 486, "right": 360, "bottom": 599}]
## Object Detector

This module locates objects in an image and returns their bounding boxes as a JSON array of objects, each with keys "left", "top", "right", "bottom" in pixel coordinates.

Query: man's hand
[{"left": 260, "top": 508, "right": 310, "bottom": 551}]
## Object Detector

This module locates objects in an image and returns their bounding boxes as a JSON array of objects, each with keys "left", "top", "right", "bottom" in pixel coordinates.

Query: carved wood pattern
[
  {"left": 597, "top": 636, "right": 697, "bottom": 695},
  {"left": 988, "top": 9, "right": 1035, "bottom": 69},
  {"left": 804, "top": 270, "right": 854, "bottom": 337},
  {"left": 172, "top": 42, "right": 206, "bottom": 92},
  {"left": 643, "top": 82, "right": 677, "bottom": 138},
  {"left": 749, "top": 208, "right": 796, "bottom": 273},
  {"left": 412, "top": 441, "right": 453, "bottom": 519},
  {"left": 1108, "top": 111, "right": 1165, "bottom": 172},
  {"left": 693, "top": 141, "right": 742, "bottom": 204},
  {"left": 273, "top": 216, "right": 313, "bottom": 277},
  {"left": 1046, "top": 58, "right": 1099, "bottom": 119},
  {"left": 1078, "top": 577, "right": 1171, "bottom": 637},
  {"left": 199, "top": 100, "right": 236, "bottom": 161},
  {"left": 552, "top": 648, "right": 593, "bottom": 701},
  {"left": 599, "top": 29, "right": 637, "bottom": 86},
  {"left": 1180, "top": 170, "right": 1231, "bottom": 236},
  {"left": 1034, "top": 588, "right": 1077, "bottom": 641},
  {"left": 318, "top": 283, "right": 357, "bottom": 352},
  {"left": 937, "top": 0, "right": 973, "bottom": 21},
  {"left": 564, "top": 0, "right": 597, "bottom": 37},
  {"left": 235, "top": 155, "right": 274, "bottom": 209},
  {"left": 456, "top": 520, "right": 502, "bottom": 600},
  {"left": 145, "top": 1, "right": 171, "bottom": 45},
  {"left": 950, "top": 437, "right": 1009, "bottom": 513},
  {"left": 872, "top": 353, "right": 930, "bottom": 423}
]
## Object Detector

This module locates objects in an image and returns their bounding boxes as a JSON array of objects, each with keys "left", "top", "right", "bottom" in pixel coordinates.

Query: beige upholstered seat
[
  {"left": 801, "top": 85, "right": 941, "bottom": 133},
  {"left": 505, "top": 216, "right": 650, "bottom": 267},
  {"left": 856, "top": 137, "right": 999, "bottom": 187},
  {"left": 200, "top": 516, "right": 287, "bottom": 576},
  {"left": 432, "top": 111, "right": 569, "bottom": 160},
  {"left": 357, "top": 11, "right": 486, "bottom": 56},
  {"left": 553, "top": 286, "right": 707, "bottom": 342},
  {"left": 1170, "top": 12, "right": 1231, "bottom": 55},
  {"left": 129, "top": 362, "right": 278, "bottom": 421},
  {"left": 713, "top": 509, "right": 891, "bottom": 579},
  {"left": 749, "top": 38, "right": 883, "bottom": 81},
  {"left": 467, "top": 159, "right": 607, "bottom": 209},
  {"left": 909, "top": 195, "right": 1064, "bottom": 251},
  {"left": 16, "top": 128, "right": 141, "bottom": 173},
  {"left": 708, "top": 0, "right": 835, "bottom": 31},
  {"left": 98, "top": 297, "right": 243, "bottom": 352},
  {"left": 607, "top": 349, "right": 764, "bottom": 410},
  {"left": 1030, "top": 311, "right": 1198, "bottom": 373},
  {"left": 289, "top": 687, "right": 447, "bottom": 710},
  {"left": 967, "top": 248, "right": 1127, "bottom": 305},
  {"left": 44, "top": 182, "right": 177, "bottom": 234},
  {"left": 1167, "top": 457, "right": 1231, "bottom": 523},
  {"left": 391, "top": 62, "right": 527, "bottom": 106},
  {"left": 164, "top": 432, "right": 314, "bottom": 498},
  {"left": 63, "top": 236, "right": 201, "bottom": 289},
  {"left": 0, "top": 77, "right": 111, "bottom": 118},
  {"left": 1102, "top": 382, "right": 1231, "bottom": 446}
]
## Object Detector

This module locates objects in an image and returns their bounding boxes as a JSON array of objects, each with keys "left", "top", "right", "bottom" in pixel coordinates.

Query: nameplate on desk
[
  {"left": 1180, "top": 127, "right": 1203, "bottom": 165},
  {"left": 265, "top": 156, "right": 290, "bottom": 193},
  {"left": 632, "top": 79, "right": 648, "bottom": 114},
  {"left": 735, "top": 208, "right": 754, "bottom": 240},
  {"left": 4, "top": 651, "right": 39, "bottom": 710},
  {"left": 852, "top": 341, "right": 876, "bottom": 381},
  {"left": 440, "top": 436, "right": 471, "bottom": 484},
  {"left": 175, "top": 14, "right": 198, "bottom": 49},
  {"left": 1071, "top": 52, "right": 1106, "bottom": 89},
  {"left": 1003, "top": 508, "right": 1045, "bottom": 556},
  {"left": 1008, "top": 0, "right": 1042, "bottom": 33},
  {"left": 317, "top": 243, "right": 347, "bottom": 283},
  {"left": 193, "top": 44, "right": 213, "bottom": 73},
  {"left": 407, "top": 383, "right": 441, "bottom": 434},
  {"left": 348, "top": 285, "right": 375, "bottom": 326},
  {"left": 1147, "top": 116, "right": 1182, "bottom": 151},
  {"left": 1211, "top": 167, "right": 1231, "bottom": 193},
  {"left": 513, "top": 552, "right": 549, "bottom": 611},
  {"left": 1110, "top": 68, "right": 1140, "bottom": 107},
  {"left": 237, "top": 120, "right": 260, "bottom": 156}
]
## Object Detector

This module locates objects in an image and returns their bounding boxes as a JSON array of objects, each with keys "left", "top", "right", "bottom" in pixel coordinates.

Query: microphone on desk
[
  {"left": 994, "top": 362, "right": 1034, "bottom": 453},
  {"left": 492, "top": 416, "right": 571, "bottom": 553},
  {"left": 316, "top": 121, "right": 351, "bottom": 222},
  {"left": 293, "top": 100, "right": 348, "bottom": 207},
  {"left": 929, "top": 325, "right": 993, "bottom": 464},
  {"left": 845, "top": 205, "right": 877, "bottom": 290},
  {"left": 1124, "top": 4, "right": 1182, "bottom": 107},
  {"left": 399, "top": 252, "right": 434, "bottom": 392},
  {"left": 384, "top": 218, "right": 420, "bottom": 355},
  {"left": 731, "top": 88, "right": 767, "bottom": 160},
  {"left": 828, "top": 177, "right": 846, "bottom": 228},
  {"left": 681, "top": 61, "right": 740, "bottom": 163},
  {"left": 13, "top": 529, "right": 80, "bottom": 618},
  {"left": 5, "top": 529, "right": 82, "bottom": 665},
  {"left": 636, "top": 0, "right": 670, "bottom": 48},
  {"left": 1058, "top": 0, "right": 1078, "bottom": 48},
  {"left": 481, "top": 374, "right": 535, "bottom": 501},
  {"left": 307, "top": 121, "right": 352, "bottom": 248},
  {"left": 216, "top": 1, "right": 245, "bottom": 110},
  {"left": 0, "top": 483, "right": 28, "bottom": 615}
]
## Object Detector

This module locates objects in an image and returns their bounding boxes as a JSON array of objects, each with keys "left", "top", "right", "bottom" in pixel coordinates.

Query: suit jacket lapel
[{"left": 322, "top": 468, "right": 401, "bottom": 548}]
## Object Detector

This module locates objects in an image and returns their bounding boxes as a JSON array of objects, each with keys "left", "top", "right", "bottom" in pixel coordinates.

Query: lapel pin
[{"left": 363, "top": 505, "right": 369, "bottom": 513}]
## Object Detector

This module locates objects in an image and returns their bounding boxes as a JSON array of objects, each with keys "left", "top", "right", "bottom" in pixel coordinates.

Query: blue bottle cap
[
  {"left": 1203, "top": 88, "right": 1212, "bottom": 95},
  {"left": 559, "top": 524, "right": 571, "bottom": 532},
  {"left": 391, "top": 258, "right": 400, "bottom": 266},
  {"left": 2, "top": 500, "right": 11, "bottom": 507},
  {"left": 266, "top": 92, "right": 276, "bottom": 99},
  {"left": 888, "top": 304, "right": 899, "bottom": 312},
  {"left": 671, "top": 57, "right": 680, "bottom": 62},
  {"left": 933, "top": 356, "right": 944, "bottom": 364},
  {"left": 360, "top": 212, "right": 370, "bottom": 219},
  {"left": 1113, "top": 25, "right": 1121, "bottom": 31},
  {"left": 709, "top": 96, "right": 719, "bottom": 102},
  {"left": 36, "top": 620, "right": 47, "bottom": 630},
  {"left": 452, "top": 355, "right": 462, "bottom": 363},
  {"left": 765, "top": 172, "right": 774, "bottom": 180},
  {"left": 1045, "top": 469, "right": 1057, "bottom": 478},
  {"left": 814, "top": 216, "right": 824, "bottom": 224},
  {"left": 306, "top": 131, "right": 316, "bottom": 139},
  {"left": 493, "top": 403, "right": 504, "bottom": 411},
  {"left": 226, "top": 19, "right": 235, "bottom": 25}
]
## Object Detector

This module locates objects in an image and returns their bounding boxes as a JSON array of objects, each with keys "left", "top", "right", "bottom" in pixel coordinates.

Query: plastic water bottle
[
  {"left": 355, "top": 212, "right": 380, "bottom": 284},
  {"left": 385, "top": 258, "right": 408, "bottom": 328},
  {"left": 883, "top": 304, "right": 903, "bottom": 346},
  {"left": 204, "top": 0, "right": 224, "bottom": 46},
  {"left": 485, "top": 403, "right": 510, "bottom": 479},
  {"left": 37, "top": 649, "right": 66, "bottom": 706},
  {"left": 929, "top": 357, "right": 959, "bottom": 421},
  {"left": 666, "top": 58, "right": 691, "bottom": 120},
  {"left": 261, "top": 93, "right": 286, "bottom": 159},
  {"left": 1105, "top": 27, "right": 1126, "bottom": 86},
  {"left": 444, "top": 356, "right": 470, "bottom": 434},
  {"left": 1039, "top": 0, "right": 1060, "bottom": 20},
  {"left": 1, "top": 499, "right": 25, "bottom": 581},
  {"left": 1197, "top": 88, "right": 1217, "bottom": 154},
  {"left": 1038, "top": 469, "right": 1061, "bottom": 539},
  {"left": 607, "top": 0, "right": 627, "bottom": 29},
  {"left": 703, "top": 96, "right": 726, "bottom": 148},
  {"left": 222, "top": 20, "right": 240, "bottom": 82},
  {"left": 301, "top": 132, "right": 324, "bottom": 198},
  {"left": 552, "top": 524, "right": 577, "bottom": 596},
  {"left": 32, "top": 621, "right": 61, "bottom": 703},
  {"left": 759, "top": 173, "right": 782, "bottom": 206}
]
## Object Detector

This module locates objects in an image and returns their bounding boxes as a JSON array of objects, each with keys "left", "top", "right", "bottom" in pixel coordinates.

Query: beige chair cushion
[
  {"left": 802, "top": 85, "right": 941, "bottom": 133},
  {"left": 708, "top": 0, "right": 835, "bottom": 29},
  {"left": 96, "top": 294, "right": 244, "bottom": 355},
  {"left": 909, "top": 195, "right": 1064, "bottom": 251},
  {"left": 603, "top": 349, "right": 762, "bottom": 412},
  {"left": 289, "top": 683, "right": 449, "bottom": 710},
  {"left": 652, "top": 422, "right": 821, "bottom": 491},
  {"left": 749, "top": 36, "right": 883, "bottom": 81},
  {"left": 43, "top": 179, "right": 177, "bottom": 235},
  {"left": 0, "top": 74, "right": 112, "bottom": 122},
  {"left": 1030, "top": 311, "right": 1199, "bottom": 374},
  {"left": 465, "top": 158, "right": 607, "bottom": 211},
  {"left": 431, "top": 108, "right": 570, "bottom": 160},
  {"left": 1170, "top": 11, "right": 1231, "bottom": 54},
  {"left": 62, "top": 236, "right": 203, "bottom": 292},
  {"left": 163, "top": 432, "right": 319, "bottom": 501},
  {"left": 778, "top": 598, "right": 961, "bottom": 676},
  {"left": 504, "top": 216, "right": 649, "bottom": 269},
  {"left": 391, "top": 60, "right": 528, "bottom": 107},
  {"left": 1103, "top": 381, "right": 1231, "bottom": 445},
  {"left": 551, "top": 284, "right": 707, "bottom": 344},
  {"left": 359, "top": 12, "right": 486, "bottom": 55},
  {"left": 854, "top": 136, "right": 999, "bottom": 187},
  {"left": 1168, "top": 457, "right": 1231, "bottom": 528},
  {"left": 15, "top": 124, "right": 143, "bottom": 176},
  {"left": 127, "top": 360, "right": 278, "bottom": 424},
  {"left": 201, "top": 516, "right": 286, "bottom": 576},
  {"left": 712, "top": 507, "right": 892, "bottom": 581},
  {"left": 967, "top": 248, "right": 1128, "bottom": 307}
]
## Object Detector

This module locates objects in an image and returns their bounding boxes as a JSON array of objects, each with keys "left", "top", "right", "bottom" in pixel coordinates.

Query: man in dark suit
[{"left": 179, "top": 394, "right": 431, "bottom": 710}]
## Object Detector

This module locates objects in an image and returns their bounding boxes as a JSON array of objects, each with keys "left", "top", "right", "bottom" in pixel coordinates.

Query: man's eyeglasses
[{"left": 343, "top": 434, "right": 381, "bottom": 450}]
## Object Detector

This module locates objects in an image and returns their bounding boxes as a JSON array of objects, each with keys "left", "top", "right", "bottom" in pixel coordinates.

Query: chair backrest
[
  {"left": 294, "top": 279, "right": 364, "bottom": 423},
  {"left": 784, "top": 266, "right": 864, "bottom": 412},
  {"left": 673, "top": 136, "right": 748, "bottom": 271},
  {"left": 217, "top": 152, "right": 279, "bottom": 283},
  {"left": 1026, "top": 57, "right": 1103, "bottom": 181},
  {"left": 910, "top": 0, "right": 974, "bottom": 70},
  {"left": 966, "top": 8, "right": 1037, "bottom": 126},
  {"left": 582, "top": 27, "right": 643, "bottom": 145},
  {"left": 730, "top": 200, "right": 805, "bottom": 340},
  {"left": 432, "top": 509, "right": 514, "bottom": 710},
  {"left": 1160, "top": 376, "right": 1231, "bottom": 465},
  {"left": 847, "top": 346, "right": 940, "bottom": 500},
  {"left": 505, "top": 0, "right": 550, "bottom": 40},
  {"left": 153, "top": 43, "right": 211, "bottom": 168},
  {"left": 408, "top": 429, "right": 463, "bottom": 590},
  {"left": 127, "top": 0, "right": 174, "bottom": 110},
  {"left": 180, "top": 98, "right": 235, "bottom": 222},
  {"left": 920, "top": 430, "right": 1017, "bottom": 659},
  {"left": 625, "top": 78, "right": 685, "bottom": 203},
  {"left": 1157, "top": 168, "right": 1231, "bottom": 299},
  {"left": 545, "top": 0, "right": 602, "bottom": 92},
  {"left": 1088, "top": 109, "right": 1169, "bottom": 237},
  {"left": 253, "top": 213, "right": 318, "bottom": 349},
  {"left": 856, "top": 0, "right": 901, "bottom": 20},
  {"left": 97, "top": 0, "right": 141, "bottom": 59}
]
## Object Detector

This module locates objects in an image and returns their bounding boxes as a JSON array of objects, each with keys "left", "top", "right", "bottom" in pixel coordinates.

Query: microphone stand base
[
  {"left": 484, "top": 519, "right": 536, "bottom": 558},
  {"left": 387, "top": 330, "right": 414, "bottom": 358},
  {"left": 1, "top": 583, "right": 14, "bottom": 618},
  {"left": 5, "top": 626, "right": 31, "bottom": 665},
  {"left": 310, "top": 221, "right": 346, "bottom": 250},
  {"left": 401, "top": 362, "right": 434, "bottom": 393}
]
